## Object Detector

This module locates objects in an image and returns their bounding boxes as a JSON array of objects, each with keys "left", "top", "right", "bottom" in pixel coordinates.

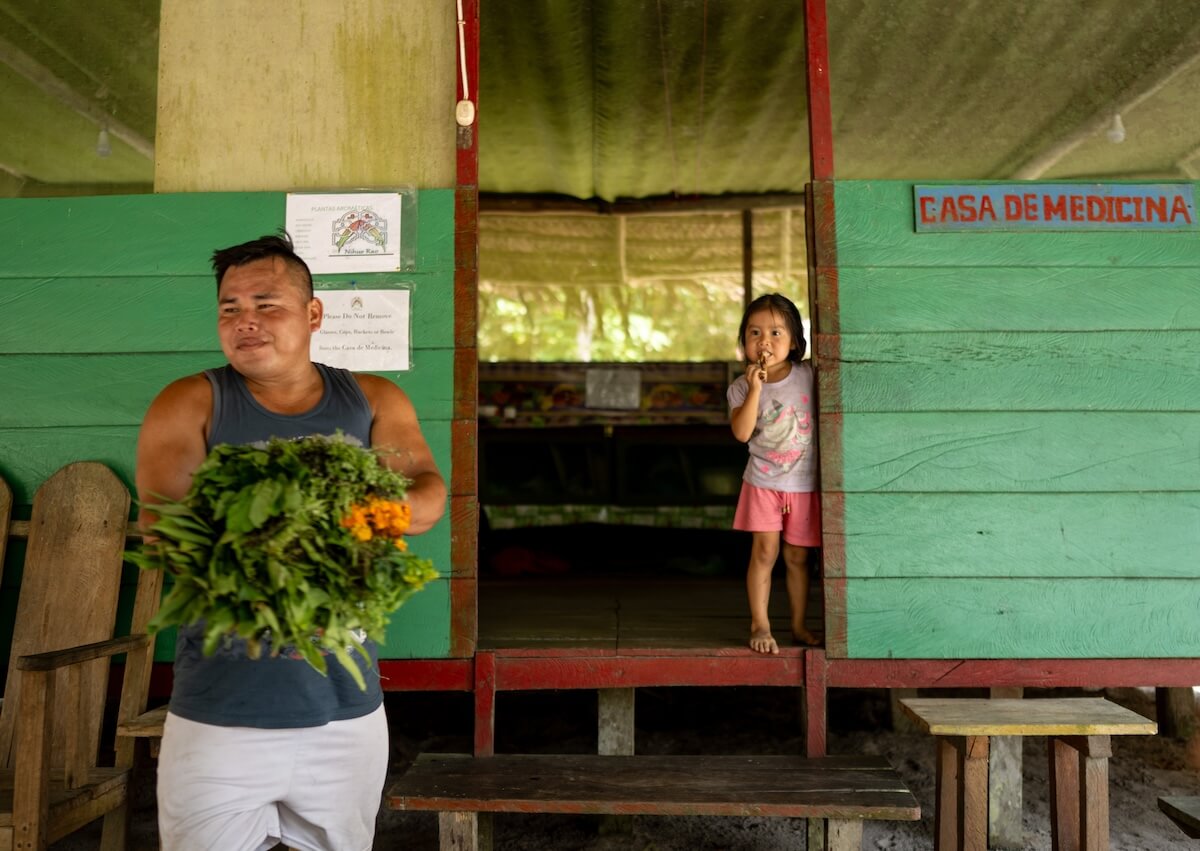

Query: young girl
[{"left": 727, "top": 293, "right": 820, "bottom": 655}]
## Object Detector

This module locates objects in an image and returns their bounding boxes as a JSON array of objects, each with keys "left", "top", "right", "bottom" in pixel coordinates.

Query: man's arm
[
  {"left": 135, "top": 374, "right": 212, "bottom": 533},
  {"left": 356, "top": 374, "right": 447, "bottom": 536}
]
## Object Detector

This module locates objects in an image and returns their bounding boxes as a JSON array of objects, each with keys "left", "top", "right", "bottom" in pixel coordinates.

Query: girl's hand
[{"left": 745, "top": 358, "right": 767, "bottom": 390}]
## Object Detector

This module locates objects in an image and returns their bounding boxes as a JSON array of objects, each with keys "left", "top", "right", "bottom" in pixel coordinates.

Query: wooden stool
[{"left": 901, "top": 697, "right": 1156, "bottom": 851}]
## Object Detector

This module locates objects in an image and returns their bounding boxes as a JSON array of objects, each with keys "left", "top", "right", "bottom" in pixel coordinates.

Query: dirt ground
[{"left": 59, "top": 685, "right": 1199, "bottom": 850}]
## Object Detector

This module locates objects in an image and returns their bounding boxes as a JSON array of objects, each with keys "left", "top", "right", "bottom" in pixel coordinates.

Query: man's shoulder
[
  {"left": 351, "top": 371, "right": 409, "bottom": 399},
  {"left": 147, "top": 372, "right": 214, "bottom": 418}
]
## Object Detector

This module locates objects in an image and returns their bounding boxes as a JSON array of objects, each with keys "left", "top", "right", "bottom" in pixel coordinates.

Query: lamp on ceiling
[
  {"left": 1106, "top": 113, "right": 1126, "bottom": 144},
  {"left": 96, "top": 125, "right": 112, "bottom": 158}
]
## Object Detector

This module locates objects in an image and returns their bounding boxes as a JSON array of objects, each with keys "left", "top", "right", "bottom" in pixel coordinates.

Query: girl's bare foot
[
  {"left": 750, "top": 628, "right": 779, "bottom": 654},
  {"left": 793, "top": 627, "right": 820, "bottom": 647}
]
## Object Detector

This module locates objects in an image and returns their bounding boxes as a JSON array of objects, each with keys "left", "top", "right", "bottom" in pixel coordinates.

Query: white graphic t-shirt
[{"left": 726, "top": 361, "right": 817, "bottom": 493}]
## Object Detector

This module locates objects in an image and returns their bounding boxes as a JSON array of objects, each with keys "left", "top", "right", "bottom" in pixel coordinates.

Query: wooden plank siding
[
  {"left": 823, "top": 180, "right": 1200, "bottom": 659},
  {"left": 0, "top": 190, "right": 458, "bottom": 662}
]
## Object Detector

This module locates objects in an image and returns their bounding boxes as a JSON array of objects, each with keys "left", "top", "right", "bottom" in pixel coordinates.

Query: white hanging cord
[{"left": 455, "top": 0, "right": 475, "bottom": 126}]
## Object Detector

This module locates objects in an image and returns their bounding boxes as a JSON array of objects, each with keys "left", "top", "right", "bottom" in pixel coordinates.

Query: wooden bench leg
[
  {"left": 439, "top": 811, "right": 492, "bottom": 851},
  {"left": 1050, "top": 736, "right": 1079, "bottom": 851},
  {"left": 823, "top": 818, "right": 863, "bottom": 850},
  {"left": 1047, "top": 734, "right": 1109, "bottom": 851},
  {"left": 935, "top": 736, "right": 960, "bottom": 851},
  {"left": 1051, "top": 734, "right": 1112, "bottom": 851},
  {"left": 935, "top": 735, "right": 988, "bottom": 851}
]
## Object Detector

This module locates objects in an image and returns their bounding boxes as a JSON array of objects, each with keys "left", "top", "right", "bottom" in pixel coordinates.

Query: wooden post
[
  {"left": 439, "top": 811, "right": 491, "bottom": 851},
  {"left": 742, "top": 209, "right": 754, "bottom": 306},
  {"left": 803, "top": 648, "right": 827, "bottom": 757},
  {"left": 473, "top": 651, "right": 496, "bottom": 757},
  {"left": 824, "top": 818, "right": 864, "bottom": 851},
  {"left": 1077, "top": 735, "right": 1112, "bottom": 851},
  {"left": 989, "top": 686, "right": 1024, "bottom": 849},
  {"left": 12, "top": 669, "right": 54, "bottom": 851},
  {"left": 935, "top": 736, "right": 960, "bottom": 851},
  {"left": 890, "top": 688, "right": 921, "bottom": 734},
  {"left": 598, "top": 688, "right": 635, "bottom": 835},
  {"left": 935, "top": 735, "right": 988, "bottom": 851},
  {"left": 1156, "top": 687, "right": 1196, "bottom": 739},
  {"left": 1050, "top": 736, "right": 1081, "bottom": 851},
  {"left": 807, "top": 817, "right": 826, "bottom": 850},
  {"left": 598, "top": 688, "right": 635, "bottom": 755}
]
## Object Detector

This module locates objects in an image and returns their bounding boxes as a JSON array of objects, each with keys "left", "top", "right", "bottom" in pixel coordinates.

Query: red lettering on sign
[
  {"left": 1086, "top": 196, "right": 1107, "bottom": 221},
  {"left": 940, "top": 197, "right": 959, "bottom": 222},
  {"left": 1023, "top": 193, "right": 1038, "bottom": 220},
  {"left": 1044, "top": 195, "right": 1067, "bottom": 220},
  {"left": 1115, "top": 197, "right": 1132, "bottom": 223},
  {"left": 1070, "top": 196, "right": 1084, "bottom": 220},
  {"left": 1004, "top": 195, "right": 1022, "bottom": 219},
  {"left": 1145, "top": 197, "right": 1166, "bottom": 222},
  {"left": 919, "top": 196, "right": 937, "bottom": 223},
  {"left": 1170, "top": 195, "right": 1192, "bottom": 223},
  {"left": 1133, "top": 197, "right": 1145, "bottom": 222},
  {"left": 957, "top": 195, "right": 978, "bottom": 222},
  {"left": 978, "top": 195, "right": 997, "bottom": 221}
]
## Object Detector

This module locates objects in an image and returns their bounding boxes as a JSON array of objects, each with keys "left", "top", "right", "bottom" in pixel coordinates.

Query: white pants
[{"left": 157, "top": 705, "right": 389, "bottom": 851}]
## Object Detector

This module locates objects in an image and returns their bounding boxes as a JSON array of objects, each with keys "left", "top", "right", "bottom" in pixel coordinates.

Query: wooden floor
[{"left": 478, "top": 575, "right": 824, "bottom": 651}]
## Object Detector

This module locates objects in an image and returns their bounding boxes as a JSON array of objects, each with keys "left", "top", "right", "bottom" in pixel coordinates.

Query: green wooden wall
[
  {"left": 0, "top": 191, "right": 455, "bottom": 661},
  {"left": 823, "top": 180, "right": 1200, "bottom": 659}
]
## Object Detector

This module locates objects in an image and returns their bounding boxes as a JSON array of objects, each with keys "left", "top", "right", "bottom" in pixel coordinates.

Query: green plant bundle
[{"left": 130, "top": 433, "right": 438, "bottom": 690}]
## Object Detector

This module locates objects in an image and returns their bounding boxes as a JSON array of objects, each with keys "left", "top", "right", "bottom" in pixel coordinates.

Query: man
[{"left": 136, "top": 233, "right": 446, "bottom": 851}]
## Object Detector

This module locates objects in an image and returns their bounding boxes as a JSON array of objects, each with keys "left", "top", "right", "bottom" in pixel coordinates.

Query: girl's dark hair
[
  {"left": 211, "top": 231, "right": 314, "bottom": 298},
  {"left": 737, "top": 293, "right": 806, "bottom": 362}
]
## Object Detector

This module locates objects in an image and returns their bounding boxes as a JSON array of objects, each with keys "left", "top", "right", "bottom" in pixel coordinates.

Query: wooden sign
[{"left": 914, "top": 183, "right": 1198, "bottom": 232}]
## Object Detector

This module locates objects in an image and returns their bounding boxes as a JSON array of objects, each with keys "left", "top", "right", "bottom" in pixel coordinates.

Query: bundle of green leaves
[{"left": 131, "top": 433, "right": 437, "bottom": 690}]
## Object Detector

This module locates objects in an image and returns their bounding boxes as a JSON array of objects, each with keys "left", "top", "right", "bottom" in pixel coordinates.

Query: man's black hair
[{"left": 211, "top": 232, "right": 314, "bottom": 298}]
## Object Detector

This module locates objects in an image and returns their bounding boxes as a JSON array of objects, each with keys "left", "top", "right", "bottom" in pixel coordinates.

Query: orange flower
[{"left": 341, "top": 497, "right": 411, "bottom": 544}]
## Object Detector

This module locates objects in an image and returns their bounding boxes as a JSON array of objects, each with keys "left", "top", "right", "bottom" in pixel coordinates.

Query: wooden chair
[{"left": 0, "top": 462, "right": 162, "bottom": 851}]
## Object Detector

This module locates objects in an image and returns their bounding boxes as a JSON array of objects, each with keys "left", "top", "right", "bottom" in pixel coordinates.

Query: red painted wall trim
[
  {"left": 809, "top": 181, "right": 843, "bottom": 658},
  {"left": 828, "top": 658, "right": 1200, "bottom": 689},
  {"left": 378, "top": 659, "right": 474, "bottom": 691},
  {"left": 804, "top": 0, "right": 835, "bottom": 181},
  {"left": 493, "top": 654, "right": 804, "bottom": 691},
  {"left": 474, "top": 651, "right": 496, "bottom": 756},
  {"left": 451, "top": 0, "right": 480, "bottom": 660},
  {"left": 804, "top": 649, "right": 827, "bottom": 757}
]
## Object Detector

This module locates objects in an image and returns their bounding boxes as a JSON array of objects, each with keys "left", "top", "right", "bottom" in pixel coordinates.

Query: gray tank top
[{"left": 168, "top": 363, "right": 383, "bottom": 728}]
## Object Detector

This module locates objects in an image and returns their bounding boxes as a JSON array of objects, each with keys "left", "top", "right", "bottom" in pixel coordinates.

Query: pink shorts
[{"left": 733, "top": 483, "right": 822, "bottom": 547}]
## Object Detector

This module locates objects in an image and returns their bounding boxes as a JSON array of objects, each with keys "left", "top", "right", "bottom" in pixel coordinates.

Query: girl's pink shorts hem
[{"left": 732, "top": 483, "right": 822, "bottom": 547}]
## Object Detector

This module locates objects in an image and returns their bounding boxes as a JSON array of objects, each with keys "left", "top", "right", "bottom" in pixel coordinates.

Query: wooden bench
[
  {"left": 901, "top": 697, "right": 1157, "bottom": 851},
  {"left": 388, "top": 753, "right": 920, "bottom": 850},
  {"left": 116, "top": 704, "right": 168, "bottom": 757},
  {"left": 1159, "top": 796, "right": 1200, "bottom": 839}
]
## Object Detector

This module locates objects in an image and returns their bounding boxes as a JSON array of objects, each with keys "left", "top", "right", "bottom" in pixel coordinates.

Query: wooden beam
[
  {"left": 804, "top": 0, "right": 835, "bottom": 181},
  {"left": 480, "top": 192, "right": 805, "bottom": 216},
  {"left": 742, "top": 209, "right": 754, "bottom": 306},
  {"left": 0, "top": 33, "right": 154, "bottom": 160}
]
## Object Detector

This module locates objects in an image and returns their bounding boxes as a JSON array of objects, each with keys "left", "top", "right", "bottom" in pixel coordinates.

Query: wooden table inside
[{"left": 900, "top": 698, "right": 1157, "bottom": 851}]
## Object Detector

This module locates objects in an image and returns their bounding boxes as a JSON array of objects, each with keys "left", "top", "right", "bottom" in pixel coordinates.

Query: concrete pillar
[
  {"left": 989, "top": 686, "right": 1024, "bottom": 849},
  {"left": 598, "top": 688, "right": 636, "bottom": 755},
  {"left": 598, "top": 688, "right": 635, "bottom": 836},
  {"left": 155, "top": 0, "right": 455, "bottom": 191}
]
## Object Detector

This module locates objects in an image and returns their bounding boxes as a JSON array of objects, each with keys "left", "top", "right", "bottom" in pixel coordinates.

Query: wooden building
[{"left": 1, "top": 0, "right": 1199, "bottom": 769}]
